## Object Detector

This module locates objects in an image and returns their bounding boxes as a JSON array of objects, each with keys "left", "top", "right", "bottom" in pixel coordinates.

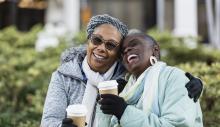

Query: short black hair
[{"left": 127, "top": 32, "right": 158, "bottom": 47}]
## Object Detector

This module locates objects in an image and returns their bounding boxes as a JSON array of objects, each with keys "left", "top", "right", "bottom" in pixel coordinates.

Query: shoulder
[
  {"left": 158, "top": 66, "right": 202, "bottom": 127},
  {"left": 50, "top": 70, "right": 67, "bottom": 85},
  {"left": 60, "top": 45, "right": 87, "bottom": 64},
  {"left": 159, "top": 65, "right": 189, "bottom": 93},
  {"left": 160, "top": 66, "right": 188, "bottom": 82}
]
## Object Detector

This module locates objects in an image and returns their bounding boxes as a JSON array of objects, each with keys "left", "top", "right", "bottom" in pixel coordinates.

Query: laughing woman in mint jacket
[{"left": 99, "top": 32, "right": 203, "bottom": 127}]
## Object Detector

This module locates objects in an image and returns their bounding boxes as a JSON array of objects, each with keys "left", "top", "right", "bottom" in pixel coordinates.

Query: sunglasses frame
[{"left": 90, "top": 34, "right": 120, "bottom": 51}]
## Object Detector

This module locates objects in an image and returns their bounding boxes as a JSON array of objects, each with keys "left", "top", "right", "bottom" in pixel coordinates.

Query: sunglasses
[{"left": 90, "top": 34, "right": 120, "bottom": 51}]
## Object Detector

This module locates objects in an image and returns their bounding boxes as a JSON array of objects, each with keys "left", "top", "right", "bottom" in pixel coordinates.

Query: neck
[
  {"left": 134, "top": 73, "right": 141, "bottom": 79},
  {"left": 90, "top": 66, "right": 109, "bottom": 74}
]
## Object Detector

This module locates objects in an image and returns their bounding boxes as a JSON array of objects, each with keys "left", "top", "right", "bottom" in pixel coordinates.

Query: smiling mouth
[
  {"left": 127, "top": 54, "right": 138, "bottom": 63},
  {"left": 93, "top": 53, "right": 106, "bottom": 60}
]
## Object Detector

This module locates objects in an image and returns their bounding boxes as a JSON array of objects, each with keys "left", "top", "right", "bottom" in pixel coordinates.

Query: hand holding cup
[{"left": 66, "top": 104, "right": 87, "bottom": 127}]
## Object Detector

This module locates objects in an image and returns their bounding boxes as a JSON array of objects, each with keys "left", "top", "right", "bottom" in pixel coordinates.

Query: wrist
[{"left": 116, "top": 102, "right": 128, "bottom": 120}]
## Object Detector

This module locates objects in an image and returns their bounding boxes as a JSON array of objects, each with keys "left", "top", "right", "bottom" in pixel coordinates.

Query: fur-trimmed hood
[
  {"left": 57, "top": 46, "right": 87, "bottom": 79},
  {"left": 60, "top": 45, "right": 87, "bottom": 64}
]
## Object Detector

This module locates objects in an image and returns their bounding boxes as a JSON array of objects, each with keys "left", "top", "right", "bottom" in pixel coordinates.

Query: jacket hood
[
  {"left": 60, "top": 46, "right": 87, "bottom": 64},
  {"left": 57, "top": 46, "right": 87, "bottom": 79}
]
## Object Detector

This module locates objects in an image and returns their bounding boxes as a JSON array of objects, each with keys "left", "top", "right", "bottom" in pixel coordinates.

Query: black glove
[
  {"left": 61, "top": 118, "right": 77, "bottom": 127},
  {"left": 185, "top": 72, "right": 203, "bottom": 102},
  {"left": 99, "top": 94, "right": 127, "bottom": 120},
  {"left": 116, "top": 78, "right": 127, "bottom": 94},
  {"left": 96, "top": 79, "right": 127, "bottom": 102},
  {"left": 96, "top": 94, "right": 101, "bottom": 102},
  {"left": 61, "top": 118, "right": 87, "bottom": 127}
]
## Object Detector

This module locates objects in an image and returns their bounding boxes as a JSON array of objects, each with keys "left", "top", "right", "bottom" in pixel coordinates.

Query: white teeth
[
  {"left": 94, "top": 53, "right": 105, "bottom": 59},
  {"left": 127, "top": 54, "right": 138, "bottom": 63}
]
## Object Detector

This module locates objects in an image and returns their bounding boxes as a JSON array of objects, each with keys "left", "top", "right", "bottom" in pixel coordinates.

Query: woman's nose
[
  {"left": 96, "top": 42, "right": 106, "bottom": 51},
  {"left": 123, "top": 47, "right": 132, "bottom": 54}
]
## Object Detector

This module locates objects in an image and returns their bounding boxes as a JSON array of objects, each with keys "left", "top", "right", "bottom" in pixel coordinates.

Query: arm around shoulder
[{"left": 159, "top": 68, "right": 203, "bottom": 127}]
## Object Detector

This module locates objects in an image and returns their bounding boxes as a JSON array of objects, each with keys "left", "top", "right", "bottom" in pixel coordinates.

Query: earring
[{"left": 150, "top": 56, "right": 158, "bottom": 65}]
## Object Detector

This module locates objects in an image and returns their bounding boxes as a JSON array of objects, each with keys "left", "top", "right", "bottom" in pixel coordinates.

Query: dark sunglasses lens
[
  {"left": 92, "top": 36, "right": 102, "bottom": 45},
  {"left": 105, "top": 42, "right": 117, "bottom": 50}
]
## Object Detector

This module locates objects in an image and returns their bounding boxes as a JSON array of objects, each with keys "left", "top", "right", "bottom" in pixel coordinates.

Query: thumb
[
  {"left": 185, "top": 72, "right": 194, "bottom": 80},
  {"left": 116, "top": 78, "right": 127, "bottom": 86},
  {"left": 62, "top": 118, "right": 73, "bottom": 124}
]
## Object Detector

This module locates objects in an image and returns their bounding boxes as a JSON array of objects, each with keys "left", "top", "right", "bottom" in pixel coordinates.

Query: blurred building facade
[
  {"left": 87, "top": 0, "right": 211, "bottom": 43},
  {"left": 87, "top": 0, "right": 156, "bottom": 32},
  {"left": 0, "top": 0, "right": 46, "bottom": 31},
  {"left": 0, "top": 0, "right": 219, "bottom": 45}
]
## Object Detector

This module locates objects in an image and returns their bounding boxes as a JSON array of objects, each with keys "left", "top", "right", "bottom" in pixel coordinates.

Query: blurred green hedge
[
  {"left": 178, "top": 62, "right": 220, "bottom": 127},
  {"left": 148, "top": 29, "right": 220, "bottom": 65},
  {"left": 0, "top": 26, "right": 67, "bottom": 127},
  {"left": 0, "top": 27, "right": 219, "bottom": 127}
]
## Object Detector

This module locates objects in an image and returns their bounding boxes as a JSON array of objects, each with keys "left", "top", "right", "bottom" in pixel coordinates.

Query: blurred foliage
[
  {"left": 0, "top": 27, "right": 219, "bottom": 127},
  {"left": 0, "top": 25, "right": 67, "bottom": 127},
  {"left": 148, "top": 29, "right": 220, "bottom": 65},
  {"left": 72, "top": 29, "right": 87, "bottom": 45},
  {"left": 178, "top": 62, "right": 220, "bottom": 127}
]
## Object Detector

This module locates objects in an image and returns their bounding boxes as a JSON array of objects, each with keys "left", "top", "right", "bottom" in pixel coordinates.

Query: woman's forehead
[
  {"left": 93, "top": 24, "right": 122, "bottom": 41},
  {"left": 123, "top": 35, "right": 151, "bottom": 46}
]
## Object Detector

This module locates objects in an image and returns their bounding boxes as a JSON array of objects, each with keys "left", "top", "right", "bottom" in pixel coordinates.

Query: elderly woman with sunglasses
[{"left": 40, "top": 14, "right": 203, "bottom": 127}]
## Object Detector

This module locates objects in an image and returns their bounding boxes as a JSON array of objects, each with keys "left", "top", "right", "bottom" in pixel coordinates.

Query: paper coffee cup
[
  {"left": 66, "top": 104, "right": 87, "bottom": 127},
  {"left": 98, "top": 80, "right": 118, "bottom": 95}
]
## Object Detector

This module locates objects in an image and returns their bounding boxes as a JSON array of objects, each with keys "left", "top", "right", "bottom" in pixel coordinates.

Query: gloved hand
[
  {"left": 61, "top": 118, "right": 77, "bottom": 127},
  {"left": 99, "top": 94, "right": 127, "bottom": 120},
  {"left": 116, "top": 78, "right": 127, "bottom": 94},
  {"left": 185, "top": 72, "right": 203, "bottom": 102},
  {"left": 96, "top": 79, "right": 127, "bottom": 102},
  {"left": 61, "top": 118, "right": 87, "bottom": 127}
]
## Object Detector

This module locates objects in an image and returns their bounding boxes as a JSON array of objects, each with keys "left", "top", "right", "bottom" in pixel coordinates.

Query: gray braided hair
[{"left": 87, "top": 14, "right": 128, "bottom": 40}]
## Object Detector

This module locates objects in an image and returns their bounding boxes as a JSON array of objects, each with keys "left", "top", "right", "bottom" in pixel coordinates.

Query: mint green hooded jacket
[{"left": 96, "top": 66, "right": 203, "bottom": 127}]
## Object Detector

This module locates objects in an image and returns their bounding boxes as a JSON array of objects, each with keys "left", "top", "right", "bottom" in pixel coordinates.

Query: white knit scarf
[
  {"left": 120, "top": 62, "right": 166, "bottom": 115},
  {"left": 82, "top": 56, "right": 117, "bottom": 127}
]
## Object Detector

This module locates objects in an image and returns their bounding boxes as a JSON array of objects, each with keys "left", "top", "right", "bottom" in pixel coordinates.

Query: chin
[
  {"left": 127, "top": 64, "right": 137, "bottom": 71},
  {"left": 91, "top": 64, "right": 102, "bottom": 71}
]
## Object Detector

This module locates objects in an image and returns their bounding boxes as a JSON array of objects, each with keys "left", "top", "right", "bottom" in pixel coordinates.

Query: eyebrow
[
  {"left": 129, "top": 38, "right": 140, "bottom": 43},
  {"left": 93, "top": 34, "right": 120, "bottom": 44},
  {"left": 126, "top": 38, "right": 141, "bottom": 46},
  {"left": 129, "top": 37, "right": 153, "bottom": 46}
]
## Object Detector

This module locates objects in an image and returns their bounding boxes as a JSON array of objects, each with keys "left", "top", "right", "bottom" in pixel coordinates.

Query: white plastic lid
[
  {"left": 66, "top": 104, "right": 87, "bottom": 117},
  {"left": 98, "top": 80, "right": 118, "bottom": 90}
]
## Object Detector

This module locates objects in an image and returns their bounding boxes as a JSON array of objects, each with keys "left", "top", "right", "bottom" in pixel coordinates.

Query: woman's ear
[{"left": 153, "top": 44, "right": 160, "bottom": 60}]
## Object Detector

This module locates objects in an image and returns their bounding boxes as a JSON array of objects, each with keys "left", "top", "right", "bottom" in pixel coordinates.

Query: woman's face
[
  {"left": 87, "top": 24, "right": 122, "bottom": 73},
  {"left": 121, "top": 35, "right": 153, "bottom": 77}
]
